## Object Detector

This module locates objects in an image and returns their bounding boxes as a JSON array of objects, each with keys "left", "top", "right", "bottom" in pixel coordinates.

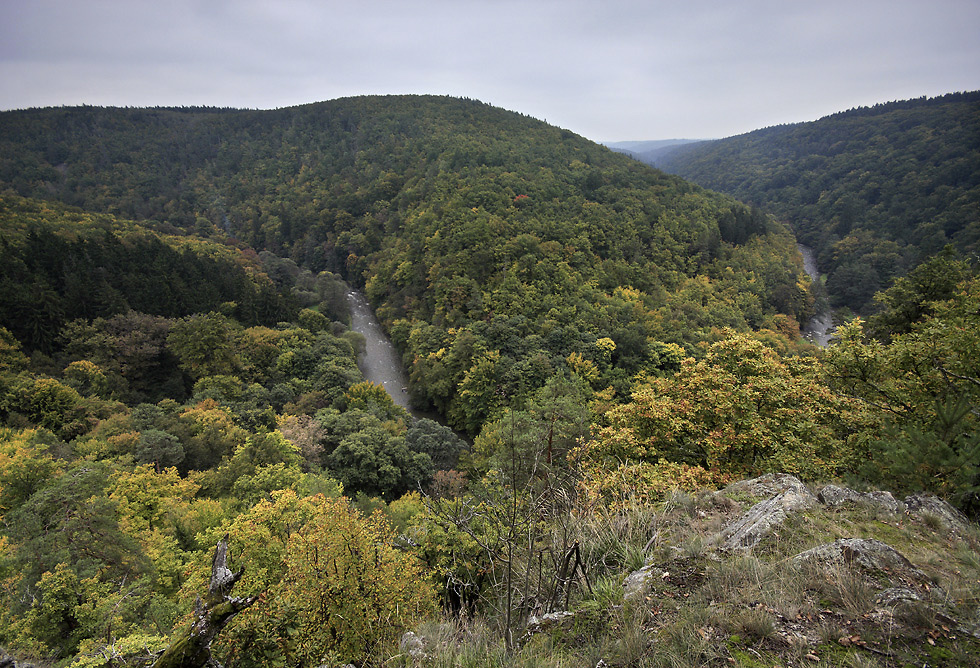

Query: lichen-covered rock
[
  {"left": 875, "top": 587, "right": 922, "bottom": 606},
  {"left": 720, "top": 486, "right": 817, "bottom": 550},
  {"left": 817, "top": 485, "right": 902, "bottom": 513},
  {"left": 792, "top": 538, "right": 928, "bottom": 585},
  {"left": 904, "top": 495, "right": 973, "bottom": 533},
  {"left": 0, "top": 647, "right": 35, "bottom": 668},
  {"left": 725, "top": 473, "right": 810, "bottom": 499},
  {"left": 863, "top": 490, "right": 903, "bottom": 513},
  {"left": 817, "top": 484, "right": 863, "bottom": 507},
  {"left": 518, "top": 611, "right": 578, "bottom": 649},
  {"left": 622, "top": 564, "right": 665, "bottom": 600},
  {"left": 966, "top": 607, "right": 980, "bottom": 640}
]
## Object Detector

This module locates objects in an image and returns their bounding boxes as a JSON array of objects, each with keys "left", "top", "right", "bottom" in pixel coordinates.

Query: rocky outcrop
[
  {"left": 864, "top": 491, "right": 904, "bottom": 513},
  {"left": 904, "top": 494, "right": 973, "bottom": 533},
  {"left": 816, "top": 485, "right": 970, "bottom": 531},
  {"left": 715, "top": 474, "right": 975, "bottom": 556},
  {"left": 720, "top": 477, "right": 817, "bottom": 550},
  {"left": 875, "top": 587, "right": 922, "bottom": 606},
  {"left": 817, "top": 484, "right": 903, "bottom": 513},
  {"left": 792, "top": 538, "right": 929, "bottom": 584},
  {"left": 519, "top": 611, "right": 576, "bottom": 646},
  {"left": 787, "top": 536, "right": 977, "bottom": 640},
  {"left": 725, "top": 473, "right": 811, "bottom": 499},
  {"left": 526, "top": 611, "right": 575, "bottom": 632},
  {"left": 816, "top": 484, "right": 862, "bottom": 507}
]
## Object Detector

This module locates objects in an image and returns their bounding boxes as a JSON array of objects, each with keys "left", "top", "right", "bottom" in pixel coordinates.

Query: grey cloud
[{"left": 1, "top": 0, "right": 977, "bottom": 140}]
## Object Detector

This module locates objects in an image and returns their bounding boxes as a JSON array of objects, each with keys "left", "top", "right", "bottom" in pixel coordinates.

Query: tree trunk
[{"left": 151, "top": 535, "right": 258, "bottom": 668}]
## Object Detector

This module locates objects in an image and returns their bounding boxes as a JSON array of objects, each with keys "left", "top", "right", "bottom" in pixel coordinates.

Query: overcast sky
[{"left": 1, "top": 0, "right": 978, "bottom": 142}]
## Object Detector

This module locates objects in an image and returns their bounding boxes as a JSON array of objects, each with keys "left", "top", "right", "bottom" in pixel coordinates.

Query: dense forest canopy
[
  {"left": 0, "top": 95, "right": 812, "bottom": 429},
  {"left": 653, "top": 91, "right": 980, "bottom": 312},
  {"left": 1, "top": 94, "right": 978, "bottom": 667},
  {"left": 0, "top": 195, "right": 295, "bottom": 355}
]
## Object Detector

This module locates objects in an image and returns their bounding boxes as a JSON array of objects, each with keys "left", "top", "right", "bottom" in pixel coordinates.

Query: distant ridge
[{"left": 604, "top": 138, "right": 705, "bottom": 166}]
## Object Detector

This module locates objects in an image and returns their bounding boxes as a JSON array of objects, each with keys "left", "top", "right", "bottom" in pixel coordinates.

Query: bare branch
[{"left": 151, "top": 536, "right": 259, "bottom": 668}]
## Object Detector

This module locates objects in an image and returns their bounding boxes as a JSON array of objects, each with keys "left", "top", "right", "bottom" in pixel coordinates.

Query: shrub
[{"left": 200, "top": 490, "right": 437, "bottom": 667}]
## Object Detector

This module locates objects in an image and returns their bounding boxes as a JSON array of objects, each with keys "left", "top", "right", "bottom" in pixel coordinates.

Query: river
[
  {"left": 797, "top": 244, "right": 835, "bottom": 346},
  {"left": 346, "top": 289, "right": 413, "bottom": 410}
]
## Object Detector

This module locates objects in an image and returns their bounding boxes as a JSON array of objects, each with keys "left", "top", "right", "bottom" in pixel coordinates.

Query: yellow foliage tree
[
  {"left": 574, "top": 333, "right": 865, "bottom": 506},
  {"left": 194, "top": 490, "right": 436, "bottom": 667}
]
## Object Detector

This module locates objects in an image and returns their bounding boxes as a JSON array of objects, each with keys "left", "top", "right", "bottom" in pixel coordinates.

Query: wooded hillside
[
  {"left": 654, "top": 92, "right": 980, "bottom": 312},
  {"left": 0, "top": 96, "right": 812, "bottom": 430}
]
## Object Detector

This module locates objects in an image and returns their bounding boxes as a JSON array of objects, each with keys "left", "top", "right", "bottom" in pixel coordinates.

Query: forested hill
[
  {"left": 653, "top": 91, "right": 980, "bottom": 312},
  {"left": 0, "top": 95, "right": 810, "bottom": 431}
]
